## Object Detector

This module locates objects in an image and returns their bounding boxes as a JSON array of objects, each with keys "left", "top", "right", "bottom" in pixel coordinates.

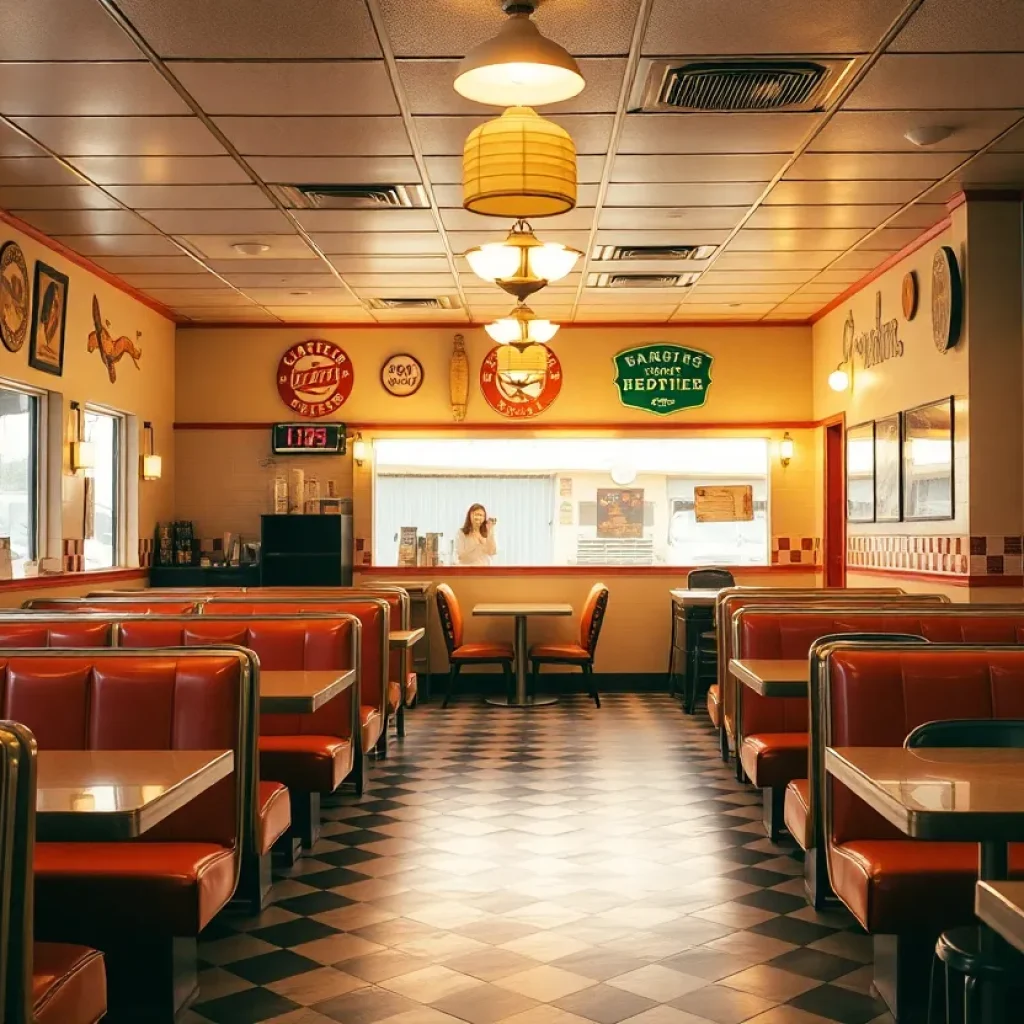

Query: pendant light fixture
[
  {"left": 484, "top": 302, "right": 559, "bottom": 345},
  {"left": 465, "top": 219, "right": 581, "bottom": 299},
  {"left": 454, "top": 2, "right": 585, "bottom": 108},
  {"left": 463, "top": 106, "right": 577, "bottom": 218}
]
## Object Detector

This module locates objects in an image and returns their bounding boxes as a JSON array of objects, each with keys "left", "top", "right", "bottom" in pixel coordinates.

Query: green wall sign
[{"left": 612, "top": 343, "right": 714, "bottom": 415}]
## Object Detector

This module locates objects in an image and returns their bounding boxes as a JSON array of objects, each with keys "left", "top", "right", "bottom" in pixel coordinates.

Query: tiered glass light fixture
[
  {"left": 465, "top": 220, "right": 581, "bottom": 300},
  {"left": 484, "top": 302, "right": 559, "bottom": 345}
]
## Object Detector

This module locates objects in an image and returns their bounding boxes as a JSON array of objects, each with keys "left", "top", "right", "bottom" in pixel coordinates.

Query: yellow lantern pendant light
[
  {"left": 484, "top": 302, "right": 560, "bottom": 346},
  {"left": 463, "top": 106, "right": 577, "bottom": 218},
  {"left": 464, "top": 219, "right": 582, "bottom": 300}
]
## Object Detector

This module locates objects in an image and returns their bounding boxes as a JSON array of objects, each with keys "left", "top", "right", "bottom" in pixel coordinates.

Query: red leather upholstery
[
  {"left": 437, "top": 583, "right": 465, "bottom": 650},
  {"left": 26, "top": 600, "right": 197, "bottom": 614},
  {"left": 257, "top": 780, "right": 291, "bottom": 856},
  {"left": 784, "top": 779, "right": 811, "bottom": 850},
  {"left": 406, "top": 670, "right": 418, "bottom": 704},
  {"left": 825, "top": 646, "right": 1024, "bottom": 932},
  {"left": 739, "top": 733, "right": 808, "bottom": 788},
  {"left": 387, "top": 679, "right": 401, "bottom": 715},
  {"left": 452, "top": 641, "right": 514, "bottom": 661},
  {"left": 32, "top": 943, "right": 107, "bottom": 1024},
  {"left": 0, "top": 621, "right": 112, "bottom": 648},
  {"left": 531, "top": 643, "right": 588, "bottom": 660},
  {"left": 707, "top": 683, "right": 721, "bottom": 726},
  {"left": 259, "top": 734, "right": 352, "bottom": 793}
]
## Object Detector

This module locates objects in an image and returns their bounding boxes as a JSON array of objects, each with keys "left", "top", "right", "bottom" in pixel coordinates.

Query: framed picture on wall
[
  {"left": 846, "top": 421, "right": 875, "bottom": 523},
  {"left": 874, "top": 413, "right": 902, "bottom": 523},
  {"left": 28, "top": 261, "right": 68, "bottom": 376},
  {"left": 903, "top": 396, "right": 955, "bottom": 521}
]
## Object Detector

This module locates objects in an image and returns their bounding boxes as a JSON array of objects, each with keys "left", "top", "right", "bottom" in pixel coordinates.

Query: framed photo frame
[
  {"left": 846, "top": 421, "right": 875, "bottom": 523},
  {"left": 28, "top": 261, "right": 68, "bottom": 377},
  {"left": 874, "top": 413, "right": 902, "bottom": 523},
  {"left": 902, "top": 396, "right": 955, "bottom": 521}
]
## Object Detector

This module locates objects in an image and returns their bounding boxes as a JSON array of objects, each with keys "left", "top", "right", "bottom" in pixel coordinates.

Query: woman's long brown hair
[{"left": 461, "top": 503, "right": 489, "bottom": 537}]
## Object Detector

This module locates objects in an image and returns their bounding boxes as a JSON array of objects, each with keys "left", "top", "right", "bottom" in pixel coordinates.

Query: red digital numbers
[{"left": 276, "top": 423, "right": 336, "bottom": 451}]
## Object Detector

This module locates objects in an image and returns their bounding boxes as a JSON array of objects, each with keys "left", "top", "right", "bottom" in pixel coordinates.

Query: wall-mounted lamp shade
[
  {"left": 496, "top": 342, "right": 548, "bottom": 388},
  {"left": 828, "top": 366, "right": 850, "bottom": 392},
  {"left": 463, "top": 107, "right": 577, "bottom": 218},
  {"left": 454, "top": 13, "right": 585, "bottom": 107},
  {"left": 484, "top": 303, "right": 559, "bottom": 345},
  {"left": 352, "top": 438, "right": 369, "bottom": 465},
  {"left": 779, "top": 432, "right": 794, "bottom": 466},
  {"left": 71, "top": 440, "right": 95, "bottom": 474},
  {"left": 142, "top": 454, "right": 163, "bottom": 481}
]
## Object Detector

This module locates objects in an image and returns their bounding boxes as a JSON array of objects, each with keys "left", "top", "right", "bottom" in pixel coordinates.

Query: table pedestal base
[{"left": 486, "top": 695, "right": 558, "bottom": 708}]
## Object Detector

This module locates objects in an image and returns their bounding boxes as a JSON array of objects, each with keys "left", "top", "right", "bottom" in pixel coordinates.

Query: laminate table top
[
  {"left": 729, "top": 658, "right": 809, "bottom": 697},
  {"left": 472, "top": 603, "right": 574, "bottom": 617},
  {"left": 36, "top": 749, "right": 234, "bottom": 841},
  {"left": 389, "top": 628, "right": 426, "bottom": 649},
  {"left": 259, "top": 669, "right": 356, "bottom": 714},
  {"left": 976, "top": 881, "right": 1024, "bottom": 953},
  {"left": 669, "top": 589, "right": 722, "bottom": 607}
]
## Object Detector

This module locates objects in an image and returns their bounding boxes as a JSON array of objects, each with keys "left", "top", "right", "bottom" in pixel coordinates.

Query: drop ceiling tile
[
  {"left": 206, "top": 258, "right": 331, "bottom": 274},
  {"left": 3, "top": 0, "right": 142, "bottom": 59},
  {"left": 747, "top": 204, "right": 903, "bottom": 229},
  {"left": 882, "top": 204, "right": 949, "bottom": 231},
  {"left": 53, "top": 234, "right": 184, "bottom": 257},
  {"left": 591, "top": 229, "right": 727, "bottom": 248},
  {"left": 10, "top": 116, "right": 224, "bottom": 157},
  {"left": 14, "top": 208, "right": 154, "bottom": 234},
  {"left": 176, "top": 307, "right": 279, "bottom": 320},
  {"left": 858, "top": 227, "right": 923, "bottom": 249},
  {"left": 397, "top": 58, "right": 626, "bottom": 116},
  {"left": 68, "top": 155, "right": 250, "bottom": 185},
  {"left": 713, "top": 250, "right": 842, "bottom": 270},
  {"left": 788, "top": 151, "right": 969, "bottom": 180},
  {"left": 692, "top": 284, "right": 798, "bottom": 296},
  {"left": 789, "top": 282, "right": 846, "bottom": 295},
  {"left": 892, "top": 0, "right": 1024, "bottom": 51},
  {"left": 92, "top": 255, "right": 201, "bottom": 274},
  {"left": 414, "top": 115, "right": 614, "bottom": 156},
  {"left": 441, "top": 208, "right": 594, "bottom": 233},
  {"left": 218, "top": 273, "right": 342, "bottom": 289},
  {"left": 265, "top": 306, "right": 376, "bottom": 321},
  {"left": 377, "top": 0, "right": 640, "bottom": 57},
  {"left": 144, "top": 288, "right": 250, "bottom": 306},
  {"left": 294, "top": 209, "right": 439, "bottom": 233},
  {"left": 954, "top": 151, "right": 1024, "bottom": 186},
  {"left": 767, "top": 179, "right": 936, "bottom": 205},
  {"left": 118, "top": 273, "right": 228, "bottom": 289},
  {"left": 248, "top": 155, "right": 422, "bottom": 183},
  {"left": 341, "top": 273, "right": 456, "bottom": 289},
  {"left": 214, "top": 117, "right": 412, "bottom": 157},
  {"left": 112, "top": 0, "right": 381, "bottom": 58},
  {"left": 618, "top": 113, "right": 816, "bottom": 154},
  {"left": 700, "top": 269, "right": 818, "bottom": 285},
  {"left": 642, "top": 0, "right": 907, "bottom": 53},
  {"left": 0, "top": 185, "right": 120, "bottom": 210},
  {"left": 104, "top": 184, "right": 272, "bottom": 209},
  {"left": 312, "top": 232, "right": 448, "bottom": 256},
  {"left": 0, "top": 63, "right": 189, "bottom": 116},
  {"left": 240, "top": 288, "right": 360, "bottom": 306},
  {"left": 577, "top": 290, "right": 685, "bottom": 305},
  {"left": 609, "top": 154, "right": 789, "bottom": 183},
  {"left": 370, "top": 309, "right": 470, "bottom": 321},
  {"left": 828, "top": 250, "right": 893, "bottom": 272},
  {"left": 604, "top": 182, "right": 768, "bottom": 206},
  {"left": 449, "top": 230, "right": 592, "bottom": 253},
  {"left": 848, "top": 54, "right": 1024, "bottom": 110},
  {"left": 729, "top": 227, "right": 867, "bottom": 251},
  {"left": 814, "top": 269, "right": 868, "bottom": 284},
  {"left": 171, "top": 62, "right": 399, "bottom": 116},
  {"left": 811, "top": 110, "right": 1022, "bottom": 153},
  {"left": 681, "top": 303, "right": 778, "bottom": 313},
  {"left": 598, "top": 207, "right": 743, "bottom": 231},
  {"left": 991, "top": 122, "right": 1024, "bottom": 152},
  {"left": 353, "top": 288, "right": 462, "bottom": 303},
  {"left": 178, "top": 234, "right": 317, "bottom": 261},
  {"left": 142, "top": 209, "right": 292, "bottom": 234},
  {"left": 0, "top": 121, "right": 46, "bottom": 158},
  {"left": 771, "top": 304, "right": 824, "bottom": 313},
  {"left": 432, "top": 183, "right": 599, "bottom": 209},
  {"left": 574, "top": 305, "right": 678, "bottom": 314},
  {"left": 425, "top": 154, "right": 606, "bottom": 185},
  {"left": 327, "top": 256, "right": 452, "bottom": 275}
]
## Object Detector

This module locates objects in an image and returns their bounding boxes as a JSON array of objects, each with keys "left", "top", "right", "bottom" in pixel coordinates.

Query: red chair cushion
[
  {"left": 0, "top": 621, "right": 112, "bottom": 648},
  {"left": 784, "top": 779, "right": 811, "bottom": 851},
  {"left": 34, "top": 842, "right": 236, "bottom": 937},
  {"left": 260, "top": 735, "right": 353, "bottom": 794},
  {"left": 361, "top": 705, "right": 382, "bottom": 752},
  {"left": 257, "top": 781, "right": 291, "bottom": 855},
  {"left": 531, "top": 643, "right": 589, "bottom": 660},
  {"left": 32, "top": 943, "right": 106, "bottom": 1024},
  {"left": 707, "top": 684, "right": 721, "bottom": 726},
  {"left": 739, "top": 732, "right": 808, "bottom": 789},
  {"left": 405, "top": 671, "right": 418, "bottom": 704},
  {"left": 452, "top": 642, "right": 513, "bottom": 660},
  {"left": 387, "top": 680, "right": 401, "bottom": 715}
]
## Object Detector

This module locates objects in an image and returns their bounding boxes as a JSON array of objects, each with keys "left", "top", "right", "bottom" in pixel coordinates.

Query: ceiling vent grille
[
  {"left": 588, "top": 272, "right": 699, "bottom": 289},
  {"left": 632, "top": 57, "right": 854, "bottom": 113},
  {"left": 592, "top": 244, "right": 717, "bottom": 262},
  {"left": 366, "top": 296, "right": 458, "bottom": 310},
  {"left": 270, "top": 184, "right": 429, "bottom": 209}
]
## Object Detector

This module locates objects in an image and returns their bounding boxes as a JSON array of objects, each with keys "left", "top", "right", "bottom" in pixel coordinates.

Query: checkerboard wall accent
[
  {"left": 61, "top": 538, "right": 84, "bottom": 573},
  {"left": 847, "top": 534, "right": 1024, "bottom": 576},
  {"left": 770, "top": 537, "right": 821, "bottom": 565}
]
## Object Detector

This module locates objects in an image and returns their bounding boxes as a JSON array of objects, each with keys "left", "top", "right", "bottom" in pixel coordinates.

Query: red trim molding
[
  {"left": 846, "top": 566, "right": 1023, "bottom": 588},
  {"left": 356, "top": 564, "right": 819, "bottom": 578},
  {"left": 0, "top": 567, "right": 148, "bottom": 594},
  {"left": 174, "top": 420, "right": 819, "bottom": 432},
  {"left": 178, "top": 319, "right": 813, "bottom": 331}
]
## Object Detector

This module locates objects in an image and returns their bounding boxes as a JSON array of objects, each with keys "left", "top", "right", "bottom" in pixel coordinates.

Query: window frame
[
  {"left": 83, "top": 404, "right": 126, "bottom": 569},
  {"left": 0, "top": 378, "right": 44, "bottom": 573}
]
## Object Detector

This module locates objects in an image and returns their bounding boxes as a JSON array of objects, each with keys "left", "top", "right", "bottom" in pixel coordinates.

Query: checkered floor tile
[{"left": 186, "top": 695, "right": 893, "bottom": 1024}]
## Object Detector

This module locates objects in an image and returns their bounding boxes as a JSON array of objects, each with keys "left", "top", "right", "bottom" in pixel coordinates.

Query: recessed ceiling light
[
  {"left": 904, "top": 126, "right": 955, "bottom": 148},
  {"left": 231, "top": 241, "right": 271, "bottom": 256},
  {"left": 289, "top": 290, "right": 312, "bottom": 296}
]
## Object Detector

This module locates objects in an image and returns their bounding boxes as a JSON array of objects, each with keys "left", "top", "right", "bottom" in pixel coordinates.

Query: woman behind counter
[{"left": 457, "top": 503, "right": 497, "bottom": 566}]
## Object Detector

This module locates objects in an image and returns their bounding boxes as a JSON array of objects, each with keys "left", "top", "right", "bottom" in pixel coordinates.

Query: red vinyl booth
[
  {"left": 0, "top": 648, "right": 251, "bottom": 1020},
  {"left": 0, "top": 619, "right": 113, "bottom": 647},
  {"left": 23, "top": 599, "right": 200, "bottom": 615}
]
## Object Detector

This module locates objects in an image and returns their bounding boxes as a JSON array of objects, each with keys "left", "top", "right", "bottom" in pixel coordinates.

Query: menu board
[
  {"left": 597, "top": 488, "right": 645, "bottom": 538},
  {"left": 694, "top": 485, "right": 754, "bottom": 523}
]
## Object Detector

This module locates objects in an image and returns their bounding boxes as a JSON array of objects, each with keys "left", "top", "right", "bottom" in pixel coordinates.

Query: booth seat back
[
  {"left": 23, "top": 599, "right": 200, "bottom": 614},
  {"left": 0, "top": 650, "right": 250, "bottom": 850},
  {"left": 0, "top": 620, "right": 113, "bottom": 648},
  {"left": 202, "top": 599, "right": 388, "bottom": 718},
  {"left": 822, "top": 644, "right": 1024, "bottom": 847}
]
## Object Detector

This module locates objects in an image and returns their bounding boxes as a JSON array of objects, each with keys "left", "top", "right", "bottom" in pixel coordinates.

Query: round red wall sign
[
  {"left": 480, "top": 345, "right": 562, "bottom": 419},
  {"left": 277, "top": 339, "right": 354, "bottom": 418}
]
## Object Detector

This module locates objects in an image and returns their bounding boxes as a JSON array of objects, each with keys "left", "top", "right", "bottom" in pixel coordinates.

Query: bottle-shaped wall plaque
[{"left": 450, "top": 333, "right": 468, "bottom": 422}]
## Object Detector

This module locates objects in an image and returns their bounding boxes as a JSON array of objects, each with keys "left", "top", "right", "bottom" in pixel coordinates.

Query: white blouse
[{"left": 456, "top": 529, "right": 497, "bottom": 566}]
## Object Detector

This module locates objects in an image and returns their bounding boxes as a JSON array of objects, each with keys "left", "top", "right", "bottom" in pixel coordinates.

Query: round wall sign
[
  {"left": 480, "top": 345, "right": 562, "bottom": 419},
  {"left": 931, "top": 245, "right": 962, "bottom": 353},
  {"left": 901, "top": 270, "right": 918, "bottom": 321},
  {"left": 0, "top": 241, "right": 29, "bottom": 353},
  {"left": 276, "top": 339, "right": 353, "bottom": 418},
  {"left": 381, "top": 353, "right": 424, "bottom": 397}
]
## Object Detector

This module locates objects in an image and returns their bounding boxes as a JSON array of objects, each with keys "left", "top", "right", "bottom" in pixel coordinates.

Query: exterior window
[
  {"left": 84, "top": 409, "right": 121, "bottom": 570},
  {"left": 0, "top": 386, "right": 38, "bottom": 576}
]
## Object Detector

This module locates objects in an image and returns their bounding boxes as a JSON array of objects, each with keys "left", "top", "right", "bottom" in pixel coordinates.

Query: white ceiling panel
[
  {"left": 377, "top": 0, "right": 640, "bottom": 57},
  {"left": 0, "top": 121, "right": 46, "bottom": 158},
  {"left": 112, "top": 0, "right": 381, "bottom": 58},
  {"left": 829, "top": 250, "right": 893, "bottom": 271},
  {"left": 432, "top": 183, "right": 600, "bottom": 209},
  {"left": 729, "top": 228, "right": 868, "bottom": 251},
  {"left": 341, "top": 273, "right": 456, "bottom": 289},
  {"left": 642, "top": 0, "right": 903, "bottom": 54},
  {"left": 699, "top": 269, "right": 818, "bottom": 285},
  {"left": 68, "top": 155, "right": 250, "bottom": 185},
  {"left": 597, "top": 207, "right": 745, "bottom": 230},
  {"left": 118, "top": 273, "right": 227, "bottom": 289},
  {"left": 92, "top": 255, "right": 201, "bottom": 274},
  {"left": 327, "top": 256, "right": 452, "bottom": 275},
  {"left": 294, "top": 209, "right": 439, "bottom": 233},
  {"left": 710, "top": 250, "right": 844, "bottom": 271},
  {"left": 441, "top": 208, "right": 595, "bottom": 233},
  {"left": 171, "top": 62, "right": 400, "bottom": 116},
  {"left": 10, "top": 116, "right": 225, "bottom": 157},
  {"left": 143, "top": 209, "right": 293, "bottom": 234},
  {"left": 53, "top": 234, "right": 185, "bottom": 257},
  {"left": 848, "top": 54, "right": 1024, "bottom": 111},
  {"left": 604, "top": 182, "right": 769, "bottom": 207},
  {"left": 312, "top": 232, "right": 449, "bottom": 256},
  {"left": 591, "top": 229, "right": 731, "bottom": 247},
  {"left": 206, "top": 259, "right": 333, "bottom": 275},
  {"left": 414, "top": 115, "right": 614, "bottom": 156},
  {"left": 814, "top": 269, "right": 870, "bottom": 284},
  {"left": 788, "top": 151, "right": 970, "bottom": 181},
  {"left": 811, "top": 110, "right": 1022, "bottom": 153},
  {"left": 3, "top": 0, "right": 141, "bottom": 60},
  {"left": 954, "top": 151, "right": 1024, "bottom": 186},
  {"left": 746, "top": 204, "right": 902, "bottom": 229},
  {"left": 892, "top": 0, "right": 1024, "bottom": 52},
  {"left": 767, "top": 179, "right": 937, "bottom": 205},
  {"left": 609, "top": 154, "right": 790, "bottom": 183},
  {"left": 177, "top": 234, "right": 317, "bottom": 261},
  {"left": 104, "top": 184, "right": 272, "bottom": 209},
  {"left": 218, "top": 273, "right": 342, "bottom": 289},
  {"left": 239, "top": 289, "right": 360, "bottom": 306},
  {"left": 857, "top": 227, "right": 923, "bottom": 249},
  {"left": 264, "top": 307, "right": 375, "bottom": 321},
  {"left": 883, "top": 204, "right": 950, "bottom": 231},
  {"left": 992, "top": 122, "right": 1024, "bottom": 152},
  {"left": 14, "top": 208, "right": 154, "bottom": 234},
  {"left": 214, "top": 117, "right": 413, "bottom": 157},
  {"left": 175, "top": 308, "right": 278, "bottom": 320},
  {"left": 247, "top": 156, "right": 422, "bottom": 184},
  {"left": 681, "top": 303, "right": 778, "bottom": 314},
  {"left": 0, "top": 185, "right": 120, "bottom": 210},
  {"left": 0, "top": 63, "right": 189, "bottom": 116},
  {"left": 692, "top": 283, "right": 800, "bottom": 296},
  {"left": 145, "top": 289, "right": 251, "bottom": 306},
  {"left": 618, "top": 113, "right": 817, "bottom": 154}
]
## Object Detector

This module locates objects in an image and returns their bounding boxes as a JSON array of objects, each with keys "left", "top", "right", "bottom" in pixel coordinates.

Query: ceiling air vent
[
  {"left": 366, "top": 296, "right": 458, "bottom": 310},
  {"left": 588, "top": 272, "right": 699, "bottom": 289},
  {"left": 270, "top": 184, "right": 429, "bottom": 209},
  {"left": 632, "top": 57, "right": 855, "bottom": 113},
  {"left": 592, "top": 244, "right": 717, "bottom": 262}
]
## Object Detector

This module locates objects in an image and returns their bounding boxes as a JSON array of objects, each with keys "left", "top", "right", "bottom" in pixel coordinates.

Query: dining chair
[
  {"left": 906, "top": 719, "right": 1024, "bottom": 1024},
  {"left": 686, "top": 568, "right": 735, "bottom": 714},
  {"left": 528, "top": 582, "right": 608, "bottom": 707},
  {"left": 435, "top": 584, "right": 514, "bottom": 707}
]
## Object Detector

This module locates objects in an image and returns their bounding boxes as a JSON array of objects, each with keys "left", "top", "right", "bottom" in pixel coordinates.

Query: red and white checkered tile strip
[
  {"left": 847, "top": 535, "right": 1024, "bottom": 576},
  {"left": 771, "top": 536, "right": 821, "bottom": 565}
]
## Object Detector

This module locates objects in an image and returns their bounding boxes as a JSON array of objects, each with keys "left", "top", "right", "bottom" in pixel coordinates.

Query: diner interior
[{"left": 3, "top": 1, "right": 1024, "bottom": 1022}]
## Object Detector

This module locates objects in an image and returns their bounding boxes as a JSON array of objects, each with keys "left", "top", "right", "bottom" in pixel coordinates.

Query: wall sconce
[
  {"left": 350, "top": 432, "right": 368, "bottom": 467},
  {"left": 779, "top": 432, "right": 794, "bottom": 467},
  {"left": 69, "top": 401, "right": 94, "bottom": 474},
  {"left": 142, "top": 421, "right": 162, "bottom": 480},
  {"left": 828, "top": 361, "right": 850, "bottom": 392}
]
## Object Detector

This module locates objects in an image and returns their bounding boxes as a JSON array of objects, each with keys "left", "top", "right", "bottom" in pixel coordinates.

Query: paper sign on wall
[
  {"left": 597, "top": 488, "right": 645, "bottom": 538},
  {"left": 694, "top": 485, "right": 754, "bottom": 523}
]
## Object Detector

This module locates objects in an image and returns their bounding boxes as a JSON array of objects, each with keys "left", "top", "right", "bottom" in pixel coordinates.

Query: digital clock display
[{"left": 272, "top": 422, "right": 345, "bottom": 455}]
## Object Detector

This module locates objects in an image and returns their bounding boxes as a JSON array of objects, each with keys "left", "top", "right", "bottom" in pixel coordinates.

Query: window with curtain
[
  {"left": 0, "top": 385, "right": 38, "bottom": 576},
  {"left": 84, "top": 408, "right": 121, "bottom": 570}
]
